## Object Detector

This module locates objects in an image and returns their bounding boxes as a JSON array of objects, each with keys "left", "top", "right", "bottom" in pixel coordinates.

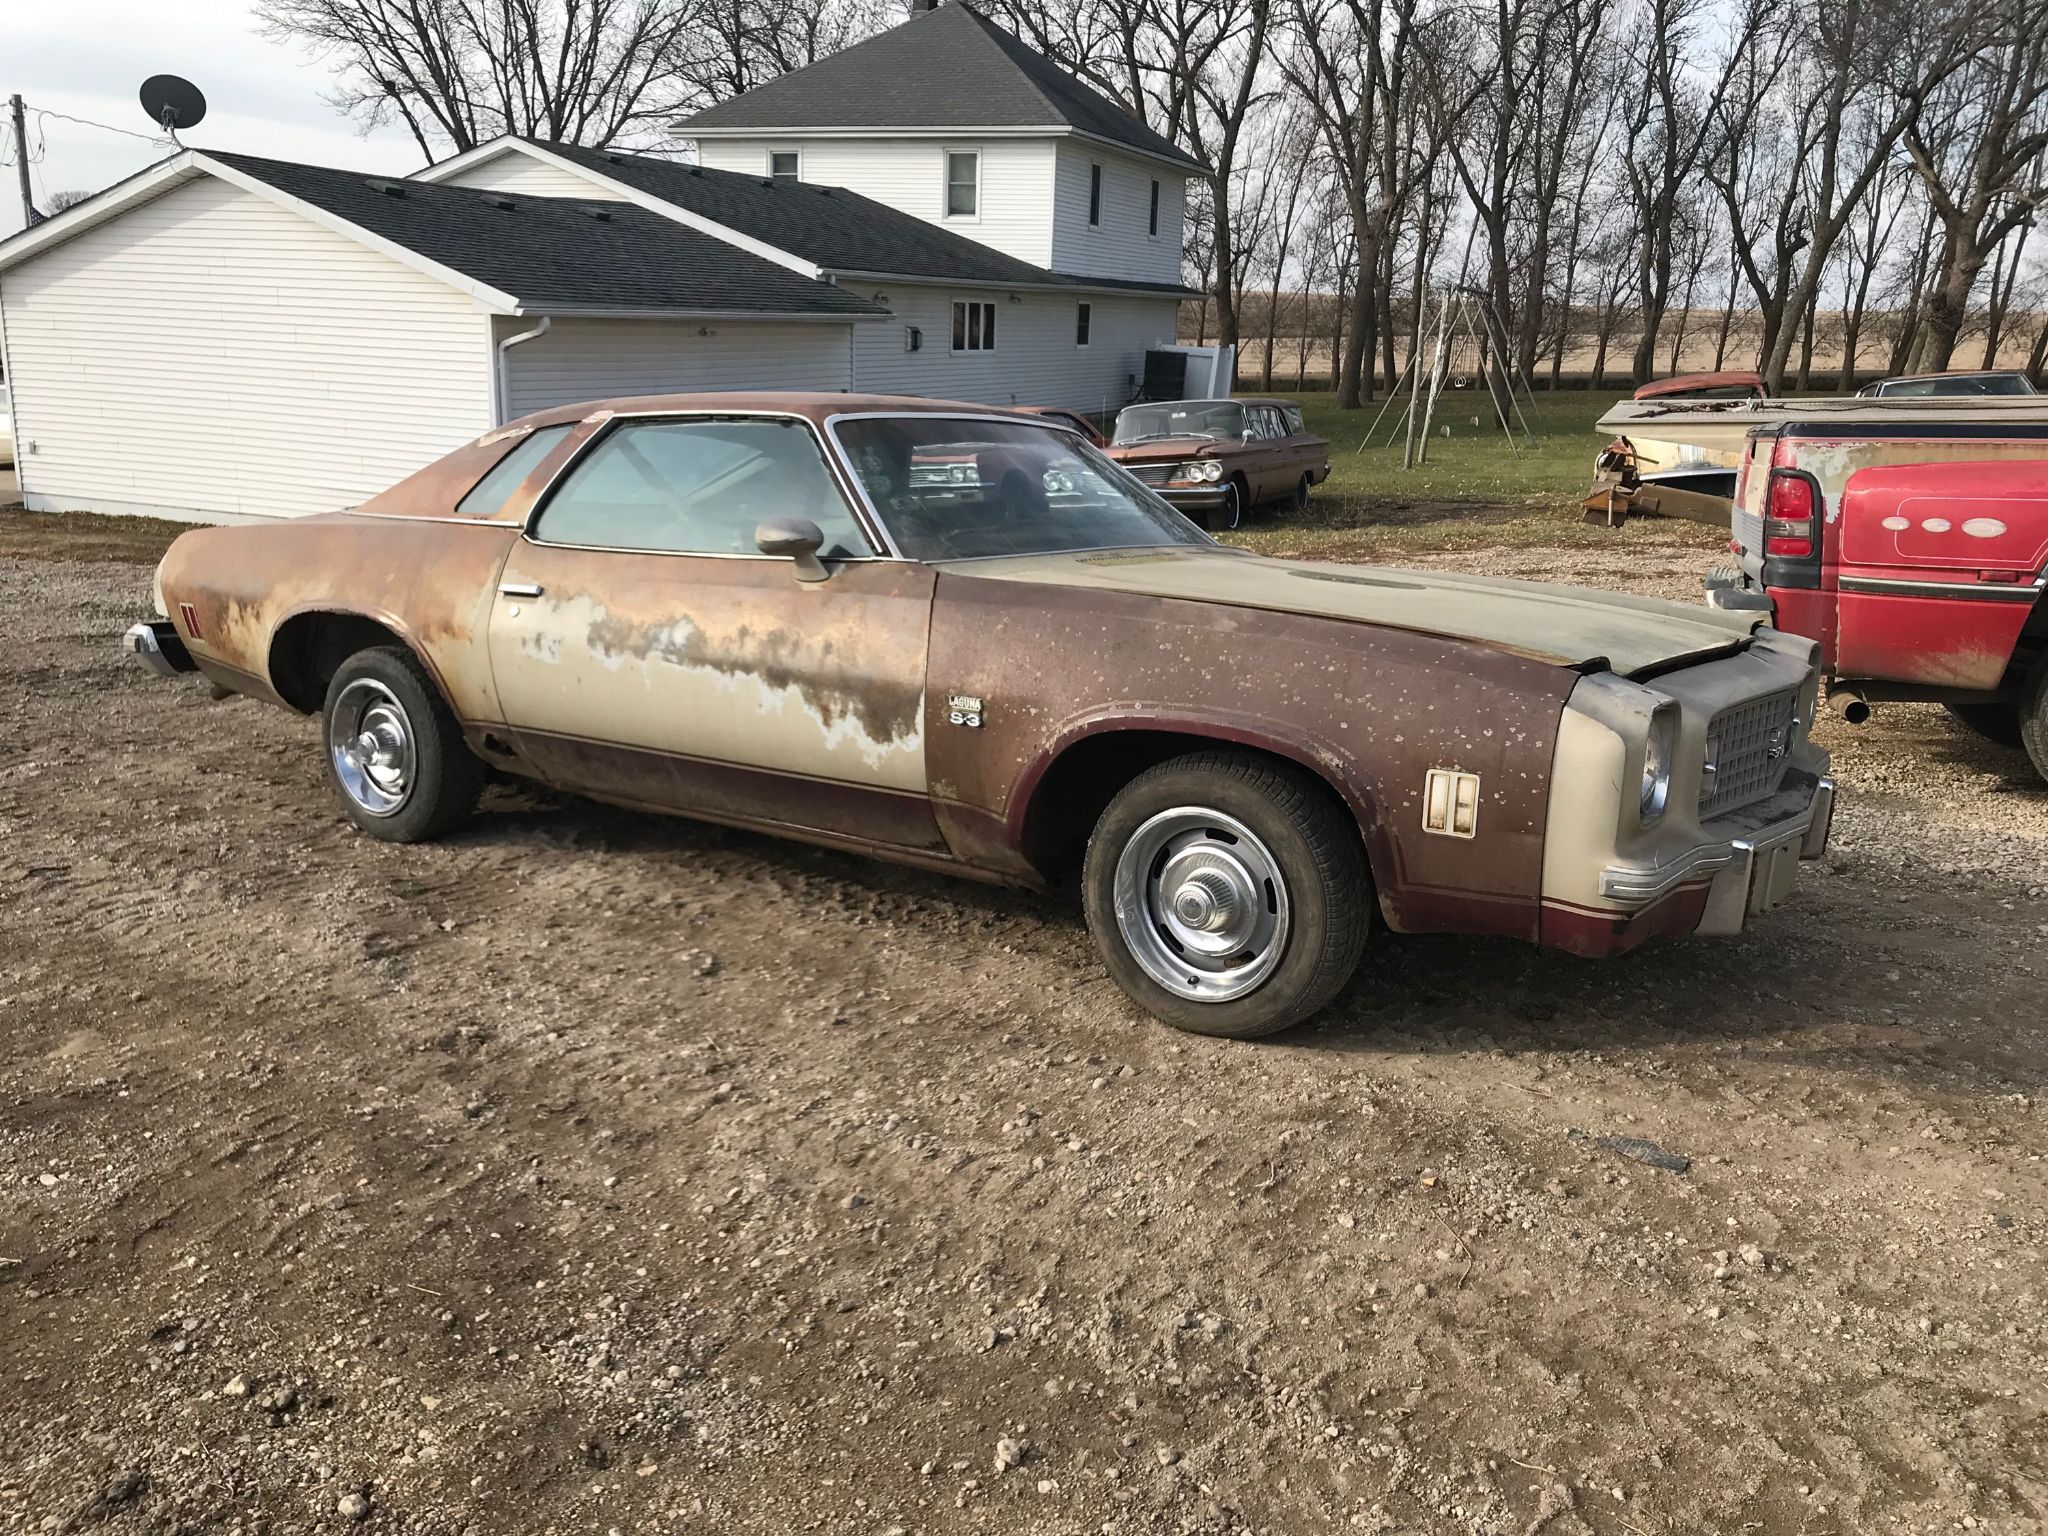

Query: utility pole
[{"left": 9, "top": 94, "right": 37, "bottom": 229}]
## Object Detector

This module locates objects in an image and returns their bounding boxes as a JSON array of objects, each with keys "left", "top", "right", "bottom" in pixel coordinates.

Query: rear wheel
[
  {"left": 1946, "top": 701, "right": 2024, "bottom": 749},
  {"left": 2022, "top": 660, "right": 2048, "bottom": 783},
  {"left": 321, "top": 646, "right": 484, "bottom": 842},
  {"left": 1081, "top": 751, "right": 1370, "bottom": 1038},
  {"left": 1287, "top": 474, "right": 1311, "bottom": 514}
]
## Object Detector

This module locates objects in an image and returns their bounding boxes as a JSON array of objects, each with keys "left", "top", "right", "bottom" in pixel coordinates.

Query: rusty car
[
  {"left": 1103, "top": 397, "right": 1330, "bottom": 529},
  {"left": 126, "top": 391, "right": 1834, "bottom": 1038}
]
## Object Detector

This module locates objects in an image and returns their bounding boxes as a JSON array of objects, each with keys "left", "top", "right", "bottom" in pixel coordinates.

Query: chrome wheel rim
[
  {"left": 330, "top": 679, "right": 416, "bottom": 817},
  {"left": 1112, "top": 807, "right": 1291, "bottom": 1003}
]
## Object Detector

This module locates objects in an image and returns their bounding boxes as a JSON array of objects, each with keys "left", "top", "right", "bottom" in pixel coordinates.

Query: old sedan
[
  {"left": 1104, "top": 397, "right": 1331, "bottom": 529},
  {"left": 128, "top": 392, "right": 1834, "bottom": 1038}
]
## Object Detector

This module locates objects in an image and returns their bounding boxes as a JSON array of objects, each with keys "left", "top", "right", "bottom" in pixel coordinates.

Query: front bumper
[
  {"left": 123, "top": 620, "right": 196, "bottom": 677},
  {"left": 1597, "top": 772, "right": 1834, "bottom": 936},
  {"left": 1151, "top": 483, "right": 1230, "bottom": 513}
]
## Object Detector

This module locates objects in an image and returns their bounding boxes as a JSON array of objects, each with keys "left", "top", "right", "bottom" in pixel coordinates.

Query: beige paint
[
  {"left": 486, "top": 547, "right": 934, "bottom": 792},
  {"left": 944, "top": 546, "right": 1759, "bottom": 676},
  {"left": 1598, "top": 395, "right": 2048, "bottom": 465},
  {"left": 1540, "top": 628, "right": 1827, "bottom": 915}
]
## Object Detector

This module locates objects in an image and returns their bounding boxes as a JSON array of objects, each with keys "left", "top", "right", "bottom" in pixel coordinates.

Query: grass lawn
[{"left": 1225, "top": 386, "right": 1725, "bottom": 562}]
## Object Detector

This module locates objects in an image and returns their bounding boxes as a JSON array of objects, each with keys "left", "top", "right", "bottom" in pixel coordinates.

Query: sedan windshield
[
  {"left": 834, "top": 416, "right": 1212, "bottom": 561},
  {"left": 1113, "top": 401, "right": 1247, "bottom": 444}
]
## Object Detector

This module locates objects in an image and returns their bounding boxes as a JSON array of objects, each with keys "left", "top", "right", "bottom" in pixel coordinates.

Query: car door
[
  {"left": 485, "top": 413, "right": 944, "bottom": 851},
  {"left": 1245, "top": 406, "right": 1288, "bottom": 500}
]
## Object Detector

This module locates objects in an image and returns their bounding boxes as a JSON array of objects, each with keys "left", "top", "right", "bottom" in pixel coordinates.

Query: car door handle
[{"left": 499, "top": 582, "right": 544, "bottom": 598}]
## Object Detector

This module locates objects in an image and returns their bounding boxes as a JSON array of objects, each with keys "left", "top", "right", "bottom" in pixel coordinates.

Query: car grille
[
  {"left": 1699, "top": 688, "right": 1799, "bottom": 819},
  {"left": 1128, "top": 464, "right": 1175, "bottom": 486}
]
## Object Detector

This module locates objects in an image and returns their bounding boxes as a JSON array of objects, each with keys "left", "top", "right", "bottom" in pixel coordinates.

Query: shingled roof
[
  {"left": 207, "top": 152, "right": 887, "bottom": 318},
  {"left": 678, "top": 5, "right": 1207, "bottom": 175},
  {"left": 524, "top": 140, "right": 1199, "bottom": 297}
]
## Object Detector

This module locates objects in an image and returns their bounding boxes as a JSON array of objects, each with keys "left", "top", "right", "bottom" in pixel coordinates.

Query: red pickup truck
[{"left": 1706, "top": 415, "right": 2048, "bottom": 777}]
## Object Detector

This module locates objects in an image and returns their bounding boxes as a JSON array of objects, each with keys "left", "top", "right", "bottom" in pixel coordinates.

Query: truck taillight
[{"left": 1765, "top": 470, "right": 1816, "bottom": 560}]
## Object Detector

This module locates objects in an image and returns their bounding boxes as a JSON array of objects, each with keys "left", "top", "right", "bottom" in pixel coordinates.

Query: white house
[{"left": 0, "top": 2, "right": 1203, "bottom": 521}]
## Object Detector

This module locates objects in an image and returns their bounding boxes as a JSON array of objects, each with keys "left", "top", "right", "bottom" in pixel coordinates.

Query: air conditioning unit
[{"left": 904, "top": 325, "right": 923, "bottom": 352}]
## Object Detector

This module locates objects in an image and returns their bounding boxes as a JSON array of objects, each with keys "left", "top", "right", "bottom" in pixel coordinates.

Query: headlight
[
  {"left": 1641, "top": 704, "right": 1676, "bottom": 821},
  {"left": 1202, "top": 460, "right": 1224, "bottom": 482},
  {"left": 1179, "top": 460, "right": 1223, "bottom": 483}
]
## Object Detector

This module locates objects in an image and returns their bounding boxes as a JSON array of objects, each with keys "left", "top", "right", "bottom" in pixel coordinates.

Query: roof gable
[
  {"left": 418, "top": 138, "right": 1200, "bottom": 299},
  {"left": 0, "top": 149, "right": 885, "bottom": 320},
  {"left": 679, "top": 5, "right": 1206, "bottom": 174}
]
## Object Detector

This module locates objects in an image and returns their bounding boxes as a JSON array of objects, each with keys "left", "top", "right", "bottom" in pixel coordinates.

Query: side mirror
[{"left": 756, "top": 517, "right": 829, "bottom": 582}]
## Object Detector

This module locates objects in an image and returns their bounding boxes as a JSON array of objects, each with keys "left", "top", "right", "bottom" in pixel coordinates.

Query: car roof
[
  {"left": 505, "top": 391, "right": 1073, "bottom": 431},
  {"left": 1633, "top": 371, "right": 1765, "bottom": 400}
]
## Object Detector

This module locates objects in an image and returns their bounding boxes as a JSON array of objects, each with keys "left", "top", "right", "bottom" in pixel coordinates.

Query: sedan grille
[
  {"left": 1128, "top": 463, "right": 1175, "bottom": 486},
  {"left": 1699, "top": 688, "right": 1799, "bottom": 819}
]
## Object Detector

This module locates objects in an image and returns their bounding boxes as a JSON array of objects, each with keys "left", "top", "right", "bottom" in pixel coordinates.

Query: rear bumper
[{"left": 123, "top": 620, "right": 196, "bottom": 677}]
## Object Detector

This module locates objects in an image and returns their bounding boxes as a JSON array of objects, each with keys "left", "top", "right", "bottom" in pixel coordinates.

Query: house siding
[
  {"left": 1049, "top": 143, "right": 1186, "bottom": 287},
  {"left": 0, "top": 174, "right": 492, "bottom": 521},
  {"left": 442, "top": 153, "right": 630, "bottom": 201},
  {"left": 497, "top": 316, "right": 855, "bottom": 419},
  {"left": 848, "top": 283, "right": 1175, "bottom": 414},
  {"left": 695, "top": 138, "right": 1058, "bottom": 268}
]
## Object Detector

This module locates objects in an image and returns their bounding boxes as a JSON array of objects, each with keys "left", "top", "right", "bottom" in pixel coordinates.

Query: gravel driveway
[{"left": 2, "top": 538, "right": 2043, "bottom": 1536}]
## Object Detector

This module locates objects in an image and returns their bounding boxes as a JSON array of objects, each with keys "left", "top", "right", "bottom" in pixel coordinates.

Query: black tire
[
  {"left": 2022, "top": 659, "right": 2048, "bottom": 783},
  {"left": 320, "top": 646, "right": 484, "bottom": 842},
  {"left": 1946, "top": 701, "right": 2024, "bottom": 749},
  {"left": 1287, "top": 474, "right": 1311, "bottom": 514},
  {"left": 1081, "top": 751, "right": 1371, "bottom": 1038},
  {"left": 1216, "top": 477, "right": 1246, "bottom": 531}
]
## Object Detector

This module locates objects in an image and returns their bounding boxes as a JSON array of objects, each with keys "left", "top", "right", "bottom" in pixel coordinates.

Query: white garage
[{"left": 0, "top": 149, "right": 883, "bottom": 522}]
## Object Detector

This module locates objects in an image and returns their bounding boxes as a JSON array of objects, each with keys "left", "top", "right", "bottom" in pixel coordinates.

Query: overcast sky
[{"left": 4, "top": 0, "right": 425, "bottom": 238}]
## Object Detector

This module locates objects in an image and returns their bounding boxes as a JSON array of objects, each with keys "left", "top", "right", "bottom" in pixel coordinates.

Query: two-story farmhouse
[{"left": 0, "top": 2, "right": 1203, "bottom": 522}]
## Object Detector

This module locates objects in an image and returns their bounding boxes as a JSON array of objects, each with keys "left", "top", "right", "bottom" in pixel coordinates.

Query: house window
[
  {"left": 1075, "top": 302, "right": 1092, "bottom": 346},
  {"left": 769, "top": 150, "right": 800, "bottom": 181},
  {"left": 1149, "top": 179, "right": 1160, "bottom": 236},
  {"left": 951, "top": 300, "right": 997, "bottom": 352},
  {"left": 945, "top": 150, "right": 980, "bottom": 217},
  {"left": 1088, "top": 163, "right": 1102, "bottom": 225}
]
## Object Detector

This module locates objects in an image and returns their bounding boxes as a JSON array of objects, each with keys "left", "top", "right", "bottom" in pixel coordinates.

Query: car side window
[
  {"left": 456, "top": 424, "right": 573, "bottom": 516},
  {"left": 531, "top": 418, "right": 870, "bottom": 558}
]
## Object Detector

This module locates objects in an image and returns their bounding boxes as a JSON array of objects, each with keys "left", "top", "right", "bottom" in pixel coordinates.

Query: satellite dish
[{"left": 139, "top": 75, "right": 207, "bottom": 139}]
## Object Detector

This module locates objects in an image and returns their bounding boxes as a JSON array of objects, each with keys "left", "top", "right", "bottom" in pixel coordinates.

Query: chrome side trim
[{"left": 1837, "top": 574, "right": 2043, "bottom": 602}]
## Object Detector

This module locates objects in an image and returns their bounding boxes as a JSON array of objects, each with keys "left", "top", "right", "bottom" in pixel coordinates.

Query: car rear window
[{"left": 456, "top": 424, "right": 573, "bottom": 517}]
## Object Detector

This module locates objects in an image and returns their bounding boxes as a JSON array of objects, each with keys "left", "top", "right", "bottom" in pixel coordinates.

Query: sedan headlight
[
  {"left": 1179, "top": 460, "right": 1223, "bottom": 483},
  {"left": 1641, "top": 704, "right": 1677, "bottom": 822}
]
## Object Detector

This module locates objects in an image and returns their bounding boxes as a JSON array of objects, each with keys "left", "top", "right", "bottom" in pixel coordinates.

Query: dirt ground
[{"left": 3, "top": 524, "right": 2045, "bottom": 1536}]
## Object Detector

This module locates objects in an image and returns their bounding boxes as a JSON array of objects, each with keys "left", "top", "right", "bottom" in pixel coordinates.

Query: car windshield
[
  {"left": 1112, "top": 401, "right": 1247, "bottom": 444},
  {"left": 1878, "top": 374, "right": 2037, "bottom": 397},
  {"left": 834, "top": 416, "right": 1212, "bottom": 561}
]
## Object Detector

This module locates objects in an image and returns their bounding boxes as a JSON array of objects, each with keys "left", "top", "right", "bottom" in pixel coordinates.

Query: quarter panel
[
  {"left": 156, "top": 514, "right": 519, "bottom": 722},
  {"left": 926, "top": 572, "right": 1576, "bottom": 937}
]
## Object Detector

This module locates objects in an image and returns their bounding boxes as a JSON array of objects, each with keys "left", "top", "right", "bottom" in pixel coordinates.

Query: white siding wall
[
  {"left": 1, "top": 174, "right": 492, "bottom": 521},
  {"left": 850, "top": 284, "right": 1176, "bottom": 413},
  {"left": 1049, "top": 144, "right": 1186, "bottom": 286},
  {"left": 696, "top": 138, "right": 1057, "bottom": 268},
  {"left": 497, "top": 316, "right": 855, "bottom": 418},
  {"left": 442, "top": 153, "right": 628, "bottom": 201}
]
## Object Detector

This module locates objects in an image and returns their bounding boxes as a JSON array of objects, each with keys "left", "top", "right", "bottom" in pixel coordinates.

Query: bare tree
[
  {"left": 260, "top": 0, "right": 713, "bottom": 155},
  {"left": 1900, "top": 0, "right": 2048, "bottom": 371}
]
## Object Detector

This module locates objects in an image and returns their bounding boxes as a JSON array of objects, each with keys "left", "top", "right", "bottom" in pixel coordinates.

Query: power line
[{"left": 35, "top": 108, "right": 174, "bottom": 149}]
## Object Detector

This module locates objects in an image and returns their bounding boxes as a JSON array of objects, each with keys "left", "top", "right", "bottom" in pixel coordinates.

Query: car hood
[
  {"left": 1104, "top": 437, "right": 1222, "bottom": 463},
  {"left": 939, "top": 546, "right": 1759, "bottom": 675}
]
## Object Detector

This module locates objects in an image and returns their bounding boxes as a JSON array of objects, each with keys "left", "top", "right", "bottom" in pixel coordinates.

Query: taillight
[{"left": 1765, "top": 471, "right": 1816, "bottom": 560}]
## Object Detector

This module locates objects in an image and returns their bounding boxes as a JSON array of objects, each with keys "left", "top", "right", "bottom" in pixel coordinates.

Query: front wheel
[
  {"left": 321, "top": 646, "right": 484, "bottom": 842},
  {"left": 1213, "top": 478, "right": 1245, "bottom": 532},
  {"left": 1082, "top": 751, "right": 1371, "bottom": 1037}
]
